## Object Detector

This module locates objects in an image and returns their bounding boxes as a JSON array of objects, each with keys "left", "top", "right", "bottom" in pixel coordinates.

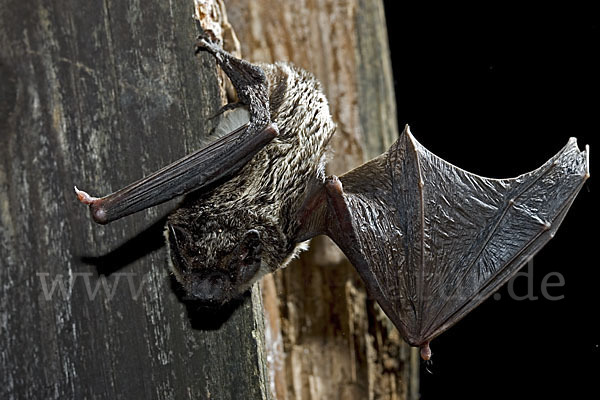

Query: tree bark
[
  {"left": 0, "top": 1, "right": 270, "bottom": 399},
  {"left": 225, "top": 1, "right": 419, "bottom": 399}
]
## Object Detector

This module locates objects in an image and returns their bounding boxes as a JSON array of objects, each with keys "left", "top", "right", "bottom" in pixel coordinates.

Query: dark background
[{"left": 382, "top": 3, "right": 597, "bottom": 399}]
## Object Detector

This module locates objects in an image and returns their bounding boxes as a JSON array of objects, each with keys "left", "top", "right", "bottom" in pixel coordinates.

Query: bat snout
[{"left": 185, "top": 271, "right": 233, "bottom": 305}]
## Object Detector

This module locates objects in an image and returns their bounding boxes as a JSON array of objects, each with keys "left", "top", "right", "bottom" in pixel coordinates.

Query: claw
[
  {"left": 74, "top": 186, "right": 99, "bottom": 205},
  {"left": 195, "top": 33, "right": 224, "bottom": 57},
  {"left": 195, "top": 33, "right": 210, "bottom": 53},
  {"left": 74, "top": 186, "right": 108, "bottom": 224},
  {"left": 195, "top": 31, "right": 217, "bottom": 50}
]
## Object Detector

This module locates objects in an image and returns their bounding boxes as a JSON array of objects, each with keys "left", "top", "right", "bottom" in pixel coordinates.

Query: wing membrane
[{"left": 325, "top": 126, "right": 589, "bottom": 351}]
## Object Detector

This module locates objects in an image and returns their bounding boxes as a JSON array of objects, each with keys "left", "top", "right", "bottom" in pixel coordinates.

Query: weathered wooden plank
[{"left": 0, "top": 0, "right": 270, "bottom": 398}]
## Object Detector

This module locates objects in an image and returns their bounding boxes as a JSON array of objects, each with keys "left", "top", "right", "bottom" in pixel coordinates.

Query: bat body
[
  {"left": 76, "top": 35, "right": 589, "bottom": 359},
  {"left": 165, "top": 62, "right": 335, "bottom": 304}
]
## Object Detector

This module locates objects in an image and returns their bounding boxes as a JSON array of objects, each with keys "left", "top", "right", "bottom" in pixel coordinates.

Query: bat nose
[{"left": 186, "top": 271, "right": 231, "bottom": 304}]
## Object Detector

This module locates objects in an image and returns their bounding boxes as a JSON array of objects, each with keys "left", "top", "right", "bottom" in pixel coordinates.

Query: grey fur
[{"left": 166, "top": 62, "right": 335, "bottom": 302}]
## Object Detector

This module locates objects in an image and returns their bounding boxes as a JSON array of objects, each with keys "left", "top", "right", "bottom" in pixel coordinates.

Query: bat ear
[
  {"left": 167, "top": 224, "right": 195, "bottom": 271},
  {"left": 240, "top": 229, "right": 261, "bottom": 260},
  {"left": 236, "top": 229, "right": 262, "bottom": 283}
]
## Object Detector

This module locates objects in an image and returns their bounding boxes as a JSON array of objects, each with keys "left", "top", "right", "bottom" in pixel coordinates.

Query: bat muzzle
[
  {"left": 185, "top": 271, "right": 233, "bottom": 304},
  {"left": 167, "top": 224, "right": 264, "bottom": 304}
]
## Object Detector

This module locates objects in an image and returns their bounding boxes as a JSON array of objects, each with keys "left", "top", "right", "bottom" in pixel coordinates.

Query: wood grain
[
  {"left": 0, "top": 0, "right": 418, "bottom": 398},
  {"left": 0, "top": 0, "right": 270, "bottom": 398},
  {"left": 225, "top": 1, "right": 418, "bottom": 399}
]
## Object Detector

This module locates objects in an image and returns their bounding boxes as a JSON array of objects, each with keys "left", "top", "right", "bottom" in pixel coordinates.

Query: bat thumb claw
[
  {"left": 74, "top": 186, "right": 109, "bottom": 224},
  {"left": 74, "top": 186, "right": 99, "bottom": 205}
]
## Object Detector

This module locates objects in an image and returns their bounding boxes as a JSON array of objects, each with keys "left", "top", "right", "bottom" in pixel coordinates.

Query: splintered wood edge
[{"left": 250, "top": 283, "right": 273, "bottom": 400}]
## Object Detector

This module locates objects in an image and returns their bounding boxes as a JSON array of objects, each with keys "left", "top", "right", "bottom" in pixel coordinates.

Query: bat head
[{"left": 165, "top": 210, "right": 265, "bottom": 306}]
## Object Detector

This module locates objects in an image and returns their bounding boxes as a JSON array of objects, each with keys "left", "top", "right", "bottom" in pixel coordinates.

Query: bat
[{"left": 75, "top": 33, "right": 590, "bottom": 360}]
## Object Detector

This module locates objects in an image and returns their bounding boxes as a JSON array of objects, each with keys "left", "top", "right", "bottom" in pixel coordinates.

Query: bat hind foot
[
  {"left": 420, "top": 342, "right": 432, "bottom": 361},
  {"left": 194, "top": 31, "right": 270, "bottom": 128},
  {"left": 194, "top": 32, "right": 220, "bottom": 55}
]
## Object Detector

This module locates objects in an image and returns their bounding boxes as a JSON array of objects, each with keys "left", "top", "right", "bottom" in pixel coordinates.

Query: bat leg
[
  {"left": 295, "top": 176, "right": 350, "bottom": 241},
  {"left": 196, "top": 34, "right": 270, "bottom": 128},
  {"left": 321, "top": 176, "right": 437, "bottom": 359},
  {"left": 324, "top": 176, "right": 355, "bottom": 235}
]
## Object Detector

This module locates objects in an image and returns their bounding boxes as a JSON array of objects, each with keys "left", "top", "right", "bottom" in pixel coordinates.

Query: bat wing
[
  {"left": 76, "top": 35, "right": 278, "bottom": 224},
  {"left": 76, "top": 118, "right": 278, "bottom": 224},
  {"left": 299, "top": 126, "right": 589, "bottom": 358}
]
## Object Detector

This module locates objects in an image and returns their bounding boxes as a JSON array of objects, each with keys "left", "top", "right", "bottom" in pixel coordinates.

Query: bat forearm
[{"left": 75, "top": 123, "right": 278, "bottom": 224}]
